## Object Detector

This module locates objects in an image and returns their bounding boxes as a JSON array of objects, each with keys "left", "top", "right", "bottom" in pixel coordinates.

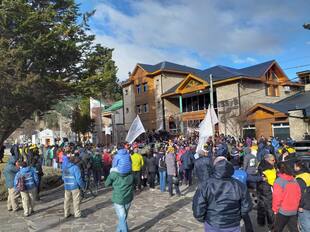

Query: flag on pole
[
  {"left": 196, "top": 104, "right": 219, "bottom": 152},
  {"left": 105, "top": 126, "right": 112, "bottom": 135},
  {"left": 90, "top": 97, "right": 104, "bottom": 119},
  {"left": 126, "top": 115, "right": 146, "bottom": 144}
]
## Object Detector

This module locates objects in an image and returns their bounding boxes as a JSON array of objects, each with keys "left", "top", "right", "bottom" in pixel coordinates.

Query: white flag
[
  {"left": 105, "top": 126, "right": 112, "bottom": 135},
  {"left": 126, "top": 115, "right": 146, "bottom": 144},
  {"left": 90, "top": 97, "right": 104, "bottom": 119},
  {"left": 196, "top": 105, "right": 218, "bottom": 152}
]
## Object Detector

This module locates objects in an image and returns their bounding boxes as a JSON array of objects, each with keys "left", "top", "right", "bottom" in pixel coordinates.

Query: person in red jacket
[
  {"left": 102, "top": 149, "right": 112, "bottom": 180},
  {"left": 272, "top": 161, "right": 301, "bottom": 232}
]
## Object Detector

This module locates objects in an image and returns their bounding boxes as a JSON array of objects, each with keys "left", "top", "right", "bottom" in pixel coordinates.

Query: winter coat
[
  {"left": 3, "top": 156, "right": 19, "bottom": 188},
  {"left": 62, "top": 162, "right": 85, "bottom": 191},
  {"left": 193, "top": 159, "right": 252, "bottom": 229},
  {"left": 14, "top": 166, "right": 39, "bottom": 191},
  {"left": 257, "top": 143, "right": 268, "bottom": 162},
  {"left": 296, "top": 172, "right": 310, "bottom": 210},
  {"left": 102, "top": 152, "right": 112, "bottom": 167},
  {"left": 146, "top": 156, "right": 157, "bottom": 173},
  {"left": 91, "top": 154, "right": 103, "bottom": 171},
  {"left": 194, "top": 155, "right": 213, "bottom": 183},
  {"left": 131, "top": 152, "right": 144, "bottom": 172},
  {"left": 165, "top": 152, "right": 177, "bottom": 176},
  {"left": 181, "top": 151, "right": 194, "bottom": 170},
  {"left": 243, "top": 150, "right": 258, "bottom": 175},
  {"left": 156, "top": 152, "right": 166, "bottom": 172},
  {"left": 105, "top": 171, "right": 134, "bottom": 205},
  {"left": 112, "top": 149, "right": 132, "bottom": 174},
  {"left": 272, "top": 173, "right": 301, "bottom": 216},
  {"left": 257, "top": 159, "right": 276, "bottom": 196}
]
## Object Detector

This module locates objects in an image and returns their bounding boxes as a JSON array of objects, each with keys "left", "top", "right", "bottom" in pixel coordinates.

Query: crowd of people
[{"left": 1, "top": 133, "right": 310, "bottom": 232}]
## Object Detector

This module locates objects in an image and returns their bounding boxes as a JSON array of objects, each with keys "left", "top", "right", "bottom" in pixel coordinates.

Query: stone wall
[
  {"left": 123, "top": 84, "right": 136, "bottom": 130},
  {"left": 289, "top": 110, "right": 309, "bottom": 140}
]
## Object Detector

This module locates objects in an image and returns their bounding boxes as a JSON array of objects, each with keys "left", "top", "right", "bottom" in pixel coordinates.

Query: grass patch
[{"left": 0, "top": 154, "right": 63, "bottom": 201}]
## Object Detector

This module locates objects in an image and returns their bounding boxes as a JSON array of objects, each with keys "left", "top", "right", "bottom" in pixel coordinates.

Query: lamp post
[{"left": 303, "top": 23, "right": 310, "bottom": 30}]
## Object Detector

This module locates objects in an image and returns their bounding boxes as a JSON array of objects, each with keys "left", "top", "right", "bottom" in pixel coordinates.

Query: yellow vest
[
  {"left": 296, "top": 173, "right": 310, "bottom": 187},
  {"left": 263, "top": 168, "right": 277, "bottom": 186}
]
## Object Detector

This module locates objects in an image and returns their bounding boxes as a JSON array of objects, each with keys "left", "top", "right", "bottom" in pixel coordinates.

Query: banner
[
  {"left": 126, "top": 115, "right": 146, "bottom": 144},
  {"left": 196, "top": 104, "right": 219, "bottom": 152}
]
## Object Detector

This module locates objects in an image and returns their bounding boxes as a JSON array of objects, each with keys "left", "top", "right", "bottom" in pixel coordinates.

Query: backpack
[
  {"left": 16, "top": 175, "right": 26, "bottom": 192},
  {"left": 159, "top": 156, "right": 166, "bottom": 168}
]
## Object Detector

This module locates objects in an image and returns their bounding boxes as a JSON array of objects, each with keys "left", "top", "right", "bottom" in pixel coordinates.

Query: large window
[
  {"left": 243, "top": 125, "right": 256, "bottom": 139},
  {"left": 182, "top": 94, "right": 210, "bottom": 112},
  {"left": 265, "top": 70, "right": 280, "bottom": 97},
  {"left": 272, "top": 123, "right": 290, "bottom": 140}
]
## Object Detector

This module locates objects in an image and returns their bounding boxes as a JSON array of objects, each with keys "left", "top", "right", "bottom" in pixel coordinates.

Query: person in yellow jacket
[
  {"left": 294, "top": 161, "right": 310, "bottom": 232},
  {"left": 131, "top": 148, "right": 144, "bottom": 191}
]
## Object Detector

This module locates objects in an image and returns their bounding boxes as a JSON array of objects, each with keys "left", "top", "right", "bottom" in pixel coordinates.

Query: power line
[{"left": 283, "top": 64, "right": 310, "bottom": 70}]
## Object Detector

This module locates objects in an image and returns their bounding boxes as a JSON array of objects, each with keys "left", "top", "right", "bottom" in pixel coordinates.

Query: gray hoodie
[
  {"left": 165, "top": 152, "right": 176, "bottom": 176},
  {"left": 243, "top": 147, "right": 258, "bottom": 175}
]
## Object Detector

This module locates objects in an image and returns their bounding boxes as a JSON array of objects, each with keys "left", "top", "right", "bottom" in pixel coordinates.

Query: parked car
[{"left": 294, "top": 140, "right": 310, "bottom": 153}]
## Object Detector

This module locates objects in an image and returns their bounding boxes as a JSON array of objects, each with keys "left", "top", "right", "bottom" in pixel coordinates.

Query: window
[
  {"left": 192, "top": 96, "right": 198, "bottom": 111},
  {"left": 137, "top": 105, "right": 142, "bottom": 114},
  {"left": 136, "top": 85, "right": 141, "bottom": 94},
  {"left": 143, "top": 83, "right": 148, "bottom": 92},
  {"left": 126, "top": 108, "right": 129, "bottom": 113},
  {"left": 243, "top": 125, "right": 256, "bottom": 139},
  {"left": 125, "top": 89, "right": 128, "bottom": 95},
  {"left": 143, "top": 104, "right": 149, "bottom": 113},
  {"left": 266, "top": 84, "right": 280, "bottom": 96},
  {"left": 198, "top": 95, "right": 205, "bottom": 110},
  {"left": 272, "top": 123, "right": 290, "bottom": 140}
]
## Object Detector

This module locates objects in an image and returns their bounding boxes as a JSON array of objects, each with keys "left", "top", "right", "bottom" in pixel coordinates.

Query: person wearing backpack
[
  {"left": 157, "top": 150, "right": 167, "bottom": 192},
  {"left": 14, "top": 161, "right": 39, "bottom": 217},
  {"left": 294, "top": 160, "right": 310, "bottom": 232},
  {"left": 3, "top": 156, "right": 20, "bottom": 212}
]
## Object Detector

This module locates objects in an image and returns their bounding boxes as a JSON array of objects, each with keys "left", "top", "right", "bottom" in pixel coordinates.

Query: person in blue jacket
[
  {"left": 4, "top": 156, "right": 20, "bottom": 212},
  {"left": 14, "top": 161, "right": 39, "bottom": 217},
  {"left": 62, "top": 156, "right": 85, "bottom": 218},
  {"left": 111, "top": 149, "right": 132, "bottom": 174}
]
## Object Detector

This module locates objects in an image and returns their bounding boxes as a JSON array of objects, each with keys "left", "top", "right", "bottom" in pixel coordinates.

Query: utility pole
[
  {"left": 99, "top": 95, "right": 103, "bottom": 145},
  {"left": 209, "top": 74, "right": 215, "bottom": 138},
  {"left": 210, "top": 74, "right": 214, "bottom": 107}
]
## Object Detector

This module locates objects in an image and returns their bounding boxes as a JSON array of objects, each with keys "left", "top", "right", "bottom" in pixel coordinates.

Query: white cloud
[
  {"left": 232, "top": 56, "right": 257, "bottom": 64},
  {"left": 90, "top": 0, "right": 308, "bottom": 80}
]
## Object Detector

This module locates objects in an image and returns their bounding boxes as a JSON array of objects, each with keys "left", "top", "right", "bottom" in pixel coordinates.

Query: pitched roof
[
  {"left": 138, "top": 61, "right": 202, "bottom": 75},
  {"left": 103, "top": 100, "right": 123, "bottom": 112},
  {"left": 260, "top": 91, "right": 310, "bottom": 115}
]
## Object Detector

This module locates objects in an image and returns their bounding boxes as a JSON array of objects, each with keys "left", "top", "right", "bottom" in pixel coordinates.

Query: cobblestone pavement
[{"left": 0, "top": 183, "right": 266, "bottom": 232}]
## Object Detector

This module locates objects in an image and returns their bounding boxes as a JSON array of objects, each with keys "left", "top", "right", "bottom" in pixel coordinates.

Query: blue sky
[{"left": 77, "top": 0, "right": 310, "bottom": 81}]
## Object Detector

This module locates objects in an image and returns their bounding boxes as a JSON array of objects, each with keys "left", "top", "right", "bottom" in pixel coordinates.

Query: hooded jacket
[
  {"left": 3, "top": 156, "right": 19, "bottom": 188},
  {"left": 14, "top": 166, "right": 39, "bottom": 191},
  {"left": 62, "top": 162, "right": 85, "bottom": 191},
  {"left": 193, "top": 160, "right": 252, "bottom": 229},
  {"left": 112, "top": 149, "right": 132, "bottom": 174},
  {"left": 165, "top": 152, "right": 177, "bottom": 176},
  {"left": 194, "top": 155, "right": 213, "bottom": 184},
  {"left": 243, "top": 147, "right": 258, "bottom": 175},
  {"left": 105, "top": 171, "right": 134, "bottom": 205}
]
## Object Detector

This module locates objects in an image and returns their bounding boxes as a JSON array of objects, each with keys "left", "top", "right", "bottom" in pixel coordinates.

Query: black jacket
[
  {"left": 194, "top": 155, "right": 213, "bottom": 183},
  {"left": 192, "top": 159, "right": 252, "bottom": 229},
  {"left": 181, "top": 151, "right": 194, "bottom": 170},
  {"left": 146, "top": 156, "right": 157, "bottom": 173}
]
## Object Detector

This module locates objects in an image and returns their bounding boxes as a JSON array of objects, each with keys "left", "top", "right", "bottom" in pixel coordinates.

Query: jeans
[
  {"left": 159, "top": 170, "right": 166, "bottom": 192},
  {"left": 299, "top": 210, "right": 310, "bottom": 232},
  {"left": 114, "top": 202, "right": 131, "bottom": 232},
  {"left": 167, "top": 175, "right": 181, "bottom": 196}
]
